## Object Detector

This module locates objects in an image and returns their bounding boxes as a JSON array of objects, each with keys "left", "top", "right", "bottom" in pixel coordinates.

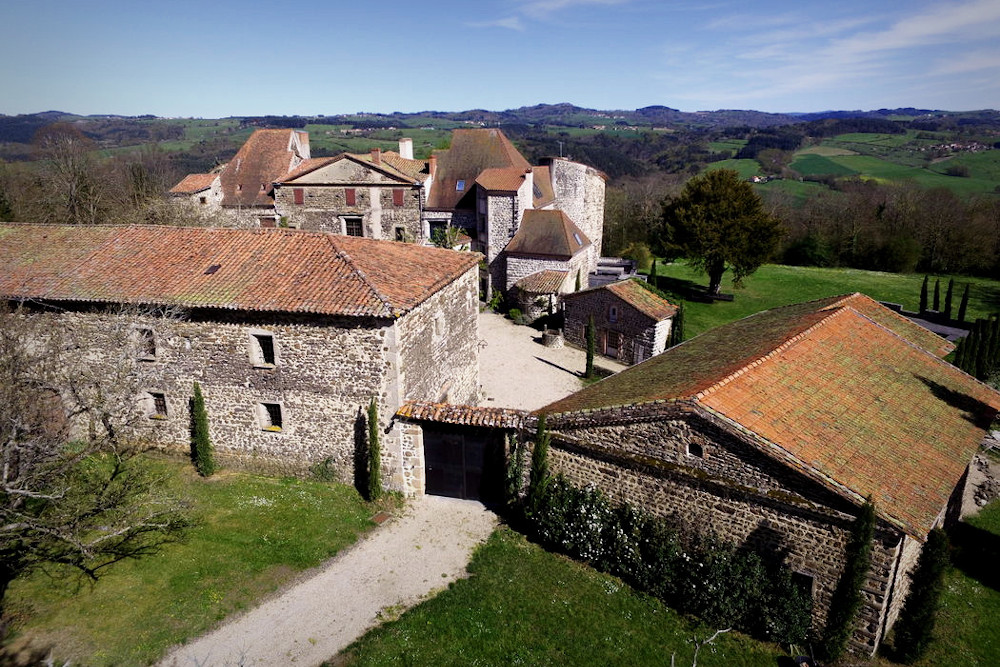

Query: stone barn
[
  {"left": 563, "top": 279, "right": 677, "bottom": 365},
  {"left": 0, "top": 223, "right": 481, "bottom": 493}
]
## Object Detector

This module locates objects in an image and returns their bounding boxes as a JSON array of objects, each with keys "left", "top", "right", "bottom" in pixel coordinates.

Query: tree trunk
[
  {"left": 0, "top": 567, "right": 13, "bottom": 641},
  {"left": 707, "top": 260, "right": 726, "bottom": 296}
]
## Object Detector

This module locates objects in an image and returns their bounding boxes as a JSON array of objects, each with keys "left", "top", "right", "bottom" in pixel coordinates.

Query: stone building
[
  {"left": 168, "top": 171, "right": 222, "bottom": 210},
  {"left": 0, "top": 223, "right": 481, "bottom": 494},
  {"left": 562, "top": 279, "right": 677, "bottom": 365},
  {"left": 272, "top": 143, "right": 431, "bottom": 241},
  {"left": 397, "top": 293, "right": 1000, "bottom": 655}
]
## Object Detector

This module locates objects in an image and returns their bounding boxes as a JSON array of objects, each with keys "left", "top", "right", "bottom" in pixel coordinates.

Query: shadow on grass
[
  {"left": 975, "top": 285, "right": 1000, "bottom": 313},
  {"left": 949, "top": 520, "right": 1000, "bottom": 592},
  {"left": 650, "top": 274, "right": 734, "bottom": 303}
]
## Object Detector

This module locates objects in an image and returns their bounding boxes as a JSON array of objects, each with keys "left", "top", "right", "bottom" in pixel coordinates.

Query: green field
[
  {"left": 4, "top": 456, "right": 382, "bottom": 666},
  {"left": 754, "top": 178, "right": 835, "bottom": 205},
  {"left": 708, "top": 138, "right": 747, "bottom": 156},
  {"left": 650, "top": 262, "right": 1000, "bottom": 338},
  {"left": 705, "top": 158, "right": 761, "bottom": 179},
  {"left": 789, "top": 153, "right": 858, "bottom": 177},
  {"left": 929, "top": 151, "right": 1000, "bottom": 183},
  {"left": 796, "top": 145, "right": 857, "bottom": 157}
]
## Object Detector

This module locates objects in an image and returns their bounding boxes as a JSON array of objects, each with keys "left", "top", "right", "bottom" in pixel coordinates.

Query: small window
[
  {"left": 236, "top": 184, "right": 243, "bottom": 191},
  {"left": 687, "top": 442, "right": 704, "bottom": 458},
  {"left": 456, "top": 180, "right": 465, "bottom": 192},
  {"left": 259, "top": 216, "right": 276, "bottom": 228},
  {"left": 136, "top": 327, "right": 156, "bottom": 360},
  {"left": 345, "top": 188, "right": 356, "bottom": 206},
  {"left": 259, "top": 402, "right": 283, "bottom": 432},
  {"left": 792, "top": 572, "right": 815, "bottom": 603},
  {"left": 392, "top": 189, "right": 404, "bottom": 207},
  {"left": 608, "top": 306, "right": 619, "bottom": 323},
  {"left": 260, "top": 183, "right": 266, "bottom": 192},
  {"left": 395, "top": 227, "right": 406, "bottom": 242},
  {"left": 344, "top": 217, "right": 363, "bottom": 237},
  {"left": 147, "top": 392, "right": 168, "bottom": 420},
  {"left": 573, "top": 232, "right": 583, "bottom": 246},
  {"left": 293, "top": 188, "right": 304, "bottom": 205},
  {"left": 198, "top": 196, "right": 207, "bottom": 205},
  {"left": 249, "top": 332, "right": 277, "bottom": 368}
]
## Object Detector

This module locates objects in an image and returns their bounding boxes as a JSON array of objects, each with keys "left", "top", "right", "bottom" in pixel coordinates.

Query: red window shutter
[
  {"left": 345, "top": 188, "right": 356, "bottom": 206},
  {"left": 393, "top": 189, "right": 404, "bottom": 207},
  {"left": 293, "top": 188, "right": 304, "bottom": 205}
]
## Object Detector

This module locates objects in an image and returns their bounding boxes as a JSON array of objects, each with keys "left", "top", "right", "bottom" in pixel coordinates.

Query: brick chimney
[
  {"left": 399, "top": 138, "right": 414, "bottom": 160},
  {"left": 370, "top": 148, "right": 381, "bottom": 165}
]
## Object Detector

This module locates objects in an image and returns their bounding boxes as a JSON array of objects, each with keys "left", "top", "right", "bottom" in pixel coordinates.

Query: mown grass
[
  {"left": 337, "top": 527, "right": 787, "bottom": 667},
  {"left": 3, "top": 455, "right": 382, "bottom": 666},
  {"left": 650, "top": 262, "right": 1000, "bottom": 338}
]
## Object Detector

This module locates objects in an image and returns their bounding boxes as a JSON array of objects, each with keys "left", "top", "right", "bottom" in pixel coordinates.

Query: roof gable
[
  {"left": 280, "top": 154, "right": 416, "bottom": 186},
  {"left": 565, "top": 279, "right": 677, "bottom": 321},
  {"left": 426, "top": 129, "right": 531, "bottom": 210},
  {"left": 504, "top": 209, "right": 591, "bottom": 259},
  {"left": 169, "top": 173, "right": 218, "bottom": 195},
  {"left": 0, "top": 224, "right": 478, "bottom": 318}
]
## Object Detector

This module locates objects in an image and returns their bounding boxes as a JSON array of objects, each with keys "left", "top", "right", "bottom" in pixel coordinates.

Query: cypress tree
[
  {"left": 366, "top": 398, "right": 382, "bottom": 501},
  {"left": 968, "top": 319, "right": 984, "bottom": 378},
  {"left": 650, "top": 258, "right": 658, "bottom": 289},
  {"left": 669, "top": 302, "right": 685, "bottom": 348},
  {"left": 892, "top": 529, "right": 950, "bottom": 663},
  {"left": 933, "top": 279, "right": 941, "bottom": 312},
  {"left": 527, "top": 416, "right": 551, "bottom": 516},
  {"left": 585, "top": 315, "right": 596, "bottom": 379},
  {"left": 191, "top": 382, "right": 215, "bottom": 477},
  {"left": 575, "top": 270, "right": 582, "bottom": 292},
  {"left": 821, "top": 500, "right": 876, "bottom": 661},
  {"left": 958, "top": 283, "right": 970, "bottom": 323},
  {"left": 953, "top": 335, "right": 967, "bottom": 371},
  {"left": 944, "top": 279, "right": 954, "bottom": 320},
  {"left": 919, "top": 275, "right": 929, "bottom": 314}
]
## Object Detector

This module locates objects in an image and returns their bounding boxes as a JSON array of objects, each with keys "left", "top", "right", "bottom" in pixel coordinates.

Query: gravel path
[
  {"left": 478, "top": 312, "right": 626, "bottom": 411},
  {"left": 158, "top": 496, "right": 497, "bottom": 667}
]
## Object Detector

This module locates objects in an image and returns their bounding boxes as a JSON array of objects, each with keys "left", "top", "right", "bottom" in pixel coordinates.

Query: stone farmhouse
[
  {"left": 0, "top": 223, "right": 480, "bottom": 493},
  {"left": 170, "top": 127, "right": 606, "bottom": 301},
  {"left": 398, "top": 293, "right": 1000, "bottom": 656},
  {"left": 562, "top": 278, "right": 677, "bottom": 365}
]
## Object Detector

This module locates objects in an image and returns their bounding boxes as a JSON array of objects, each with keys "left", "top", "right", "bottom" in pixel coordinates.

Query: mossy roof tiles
[
  {"left": 514, "top": 270, "right": 569, "bottom": 294},
  {"left": 539, "top": 293, "right": 1000, "bottom": 538},
  {"left": 565, "top": 279, "right": 677, "bottom": 321},
  {"left": 0, "top": 224, "right": 478, "bottom": 318},
  {"left": 397, "top": 401, "right": 527, "bottom": 429}
]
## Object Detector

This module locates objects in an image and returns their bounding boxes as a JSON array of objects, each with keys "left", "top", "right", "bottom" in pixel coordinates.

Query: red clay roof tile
[{"left": 169, "top": 173, "right": 217, "bottom": 194}]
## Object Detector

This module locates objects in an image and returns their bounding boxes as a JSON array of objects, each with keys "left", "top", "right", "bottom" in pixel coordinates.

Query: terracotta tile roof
[
  {"left": 515, "top": 270, "right": 569, "bottom": 294},
  {"left": 476, "top": 167, "right": 528, "bottom": 192},
  {"left": 565, "top": 279, "right": 677, "bottom": 321},
  {"left": 221, "top": 129, "right": 308, "bottom": 207},
  {"left": 397, "top": 401, "right": 527, "bottom": 429},
  {"left": 531, "top": 166, "right": 555, "bottom": 208},
  {"left": 426, "top": 129, "right": 531, "bottom": 210},
  {"left": 0, "top": 224, "right": 479, "bottom": 318},
  {"left": 169, "top": 173, "right": 217, "bottom": 194},
  {"left": 504, "top": 209, "right": 591, "bottom": 259},
  {"left": 539, "top": 294, "right": 1000, "bottom": 538},
  {"left": 370, "top": 151, "right": 429, "bottom": 182}
]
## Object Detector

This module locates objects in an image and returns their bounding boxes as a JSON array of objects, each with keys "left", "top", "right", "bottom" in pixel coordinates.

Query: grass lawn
[
  {"left": 650, "top": 262, "right": 1000, "bottom": 338},
  {"left": 789, "top": 153, "right": 858, "bottom": 177},
  {"left": 3, "top": 455, "right": 383, "bottom": 666},
  {"left": 337, "top": 527, "right": 788, "bottom": 667},
  {"left": 704, "top": 159, "right": 761, "bottom": 179}
]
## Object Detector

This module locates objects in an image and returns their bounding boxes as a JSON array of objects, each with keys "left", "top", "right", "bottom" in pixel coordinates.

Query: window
[
  {"left": 259, "top": 402, "right": 284, "bottom": 432},
  {"left": 392, "top": 189, "right": 404, "bottom": 207},
  {"left": 249, "top": 331, "right": 277, "bottom": 368},
  {"left": 608, "top": 306, "right": 619, "bottom": 323},
  {"left": 146, "top": 391, "right": 168, "bottom": 420},
  {"left": 456, "top": 180, "right": 465, "bottom": 192},
  {"left": 259, "top": 216, "right": 276, "bottom": 228},
  {"left": 344, "top": 217, "right": 363, "bottom": 237},
  {"left": 687, "top": 441, "right": 704, "bottom": 458},
  {"left": 198, "top": 196, "right": 207, "bottom": 205},
  {"left": 293, "top": 188, "right": 304, "bottom": 205},
  {"left": 395, "top": 227, "right": 406, "bottom": 242},
  {"left": 345, "top": 188, "right": 356, "bottom": 206},
  {"left": 792, "top": 572, "right": 815, "bottom": 603},
  {"left": 135, "top": 327, "right": 156, "bottom": 360}
]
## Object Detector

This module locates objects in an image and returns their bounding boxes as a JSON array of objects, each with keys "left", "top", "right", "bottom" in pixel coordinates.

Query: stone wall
[
  {"left": 504, "top": 253, "right": 588, "bottom": 294},
  {"left": 274, "top": 184, "right": 423, "bottom": 241},
  {"left": 548, "top": 159, "right": 605, "bottom": 275},
  {"left": 542, "top": 410, "right": 912, "bottom": 655},
  {"left": 563, "top": 288, "right": 671, "bottom": 365}
]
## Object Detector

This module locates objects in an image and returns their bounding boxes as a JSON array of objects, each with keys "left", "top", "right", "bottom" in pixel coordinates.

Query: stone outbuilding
[
  {"left": 0, "top": 223, "right": 481, "bottom": 495},
  {"left": 562, "top": 278, "right": 677, "bottom": 365},
  {"left": 537, "top": 293, "right": 1000, "bottom": 655}
]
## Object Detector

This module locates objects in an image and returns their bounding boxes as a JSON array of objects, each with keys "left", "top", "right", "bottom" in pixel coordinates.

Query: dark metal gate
[{"left": 423, "top": 425, "right": 504, "bottom": 503}]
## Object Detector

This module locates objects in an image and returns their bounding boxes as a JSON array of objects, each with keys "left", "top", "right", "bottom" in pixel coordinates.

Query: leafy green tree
[
  {"left": 821, "top": 500, "right": 876, "bottom": 661},
  {"left": 660, "top": 169, "right": 783, "bottom": 296},
  {"left": 585, "top": 315, "right": 596, "bottom": 379},
  {"left": 919, "top": 275, "right": 929, "bottom": 314},
  {"left": 366, "top": 398, "right": 382, "bottom": 501},
  {"left": 892, "top": 528, "right": 950, "bottom": 663},
  {"left": 190, "top": 382, "right": 215, "bottom": 476}
]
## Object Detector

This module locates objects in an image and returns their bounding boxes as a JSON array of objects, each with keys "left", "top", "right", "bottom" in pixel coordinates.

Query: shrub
[
  {"left": 508, "top": 308, "right": 524, "bottom": 324},
  {"left": 526, "top": 417, "right": 551, "bottom": 517},
  {"left": 505, "top": 434, "right": 526, "bottom": 508},
  {"left": 821, "top": 500, "right": 876, "bottom": 661},
  {"left": 190, "top": 382, "right": 215, "bottom": 477}
]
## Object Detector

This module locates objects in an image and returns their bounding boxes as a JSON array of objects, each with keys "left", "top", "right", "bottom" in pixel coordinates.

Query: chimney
[
  {"left": 399, "top": 138, "right": 414, "bottom": 160},
  {"left": 370, "top": 148, "right": 381, "bottom": 165},
  {"left": 428, "top": 154, "right": 437, "bottom": 179}
]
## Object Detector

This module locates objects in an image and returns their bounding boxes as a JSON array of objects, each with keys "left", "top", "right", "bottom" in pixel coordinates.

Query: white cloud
[{"left": 467, "top": 16, "right": 525, "bottom": 31}]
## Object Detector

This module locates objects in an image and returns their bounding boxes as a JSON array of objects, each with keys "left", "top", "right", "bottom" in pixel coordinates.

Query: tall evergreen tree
[
  {"left": 190, "top": 382, "right": 215, "bottom": 476},
  {"left": 649, "top": 258, "right": 657, "bottom": 289},
  {"left": 585, "top": 315, "right": 596, "bottom": 379},
  {"left": 821, "top": 500, "right": 876, "bottom": 661},
  {"left": 527, "top": 416, "right": 551, "bottom": 516},
  {"left": 933, "top": 279, "right": 941, "bottom": 311},
  {"left": 669, "top": 302, "right": 685, "bottom": 348},
  {"left": 919, "top": 275, "right": 929, "bottom": 314},
  {"left": 944, "top": 279, "right": 954, "bottom": 320},
  {"left": 892, "top": 529, "right": 950, "bottom": 663},
  {"left": 366, "top": 398, "right": 382, "bottom": 501},
  {"left": 958, "top": 283, "right": 971, "bottom": 323}
]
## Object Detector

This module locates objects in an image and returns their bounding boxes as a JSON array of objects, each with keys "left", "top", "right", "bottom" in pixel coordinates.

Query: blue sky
[{"left": 2, "top": 0, "right": 998, "bottom": 117}]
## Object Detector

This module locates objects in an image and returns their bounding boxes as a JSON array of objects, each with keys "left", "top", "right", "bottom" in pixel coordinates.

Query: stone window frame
[
  {"left": 342, "top": 216, "right": 364, "bottom": 237},
  {"left": 258, "top": 401, "right": 285, "bottom": 432},
  {"left": 686, "top": 441, "right": 705, "bottom": 458},
  {"left": 248, "top": 329, "right": 278, "bottom": 369},
  {"left": 133, "top": 326, "right": 158, "bottom": 361},
  {"left": 144, "top": 390, "right": 169, "bottom": 420}
]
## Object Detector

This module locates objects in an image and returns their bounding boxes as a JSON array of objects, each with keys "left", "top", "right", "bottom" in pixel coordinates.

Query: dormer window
[
  {"left": 573, "top": 233, "right": 583, "bottom": 246},
  {"left": 456, "top": 180, "right": 465, "bottom": 192}
]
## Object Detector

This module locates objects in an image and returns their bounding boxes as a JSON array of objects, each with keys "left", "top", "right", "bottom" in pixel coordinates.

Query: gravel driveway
[
  {"left": 158, "top": 496, "right": 497, "bottom": 667},
  {"left": 478, "top": 311, "right": 626, "bottom": 411}
]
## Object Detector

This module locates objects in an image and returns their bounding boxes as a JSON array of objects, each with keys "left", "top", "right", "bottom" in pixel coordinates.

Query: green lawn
[
  {"left": 3, "top": 455, "right": 382, "bottom": 666},
  {"left": 789, "top": 153, "right": 858, "bottom": 177},
  {"left": 337, "top": 527, "right": 787, "bottom": 667},
  {"left": 826, "top": 154, "right": 998, "bottom": 195},
  {"left": 650, "top": 262, "right": 1000, "bottom": 338},
  {"left": 755, "top": 178, "right": 836, "bottom": 205},
  {"left": 704, "top": 159, "right": 761, "bottom": 179}
]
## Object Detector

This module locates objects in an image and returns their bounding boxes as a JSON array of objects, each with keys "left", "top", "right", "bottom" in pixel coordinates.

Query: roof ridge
[{"left": 324, "top": 235, "right": 395, "bottom": 318}]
